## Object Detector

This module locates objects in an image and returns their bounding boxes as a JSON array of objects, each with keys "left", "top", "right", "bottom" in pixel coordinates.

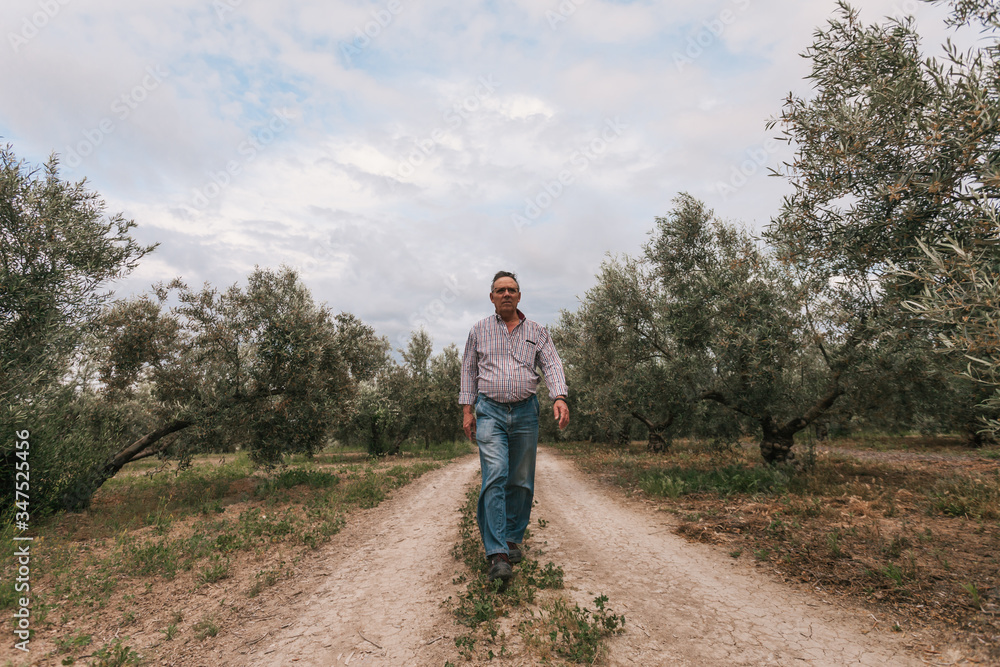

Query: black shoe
[
  {"left": 506, "top": 541, "right": 522, "bottom": 565},
  {"left": 487, "top": 553, "right": 513, "bottom": 584}
]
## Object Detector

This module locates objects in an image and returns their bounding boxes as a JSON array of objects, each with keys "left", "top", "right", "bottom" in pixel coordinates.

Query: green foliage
[
  {"left": 336, "top": 331, "right": 463, "bottom": 456},
  {"left": 42, "top": 267, "right": 390, "bottom": 511},
  {"left": 961, "top": 582, "right": 983, "bottom": 609},
  {"left": 555, "top": 195, "right": 852, "bottom": 463},
  {"left": 768, "top": 1, "right": 1000, "bottom": 280},
  {"left": 640, "top": 464, "right": 792, "bottom": 498},
  {"left": 118, "top": 537, "right": 179, "bottom": 578},
  {"left": 0, "top": 146, "right": 155, "bottom": 405},
  {"left": 927, "top": 472, "right": 1000, "bottom": 519},
  {"left": 641, "top": 474, "right": 687, "bottom": 498},
  {"left": 91, "top": 639, "right": 141, "bottom": 667},
  {"left": 196, "top": 555, "right": 230, "bottom": 585},
  {"left": 768, "top": 1, "right": 1000, "bottom": 437},
  {"left": 192, "top": 617, "right": 219, "bottom": 640},
  {"left": 0, "top": 146, "right": 155, "bottom": 516},
  {"left": 881, "top": 562, "right": 906, "bottom": 587},
  {"left": 899, "top": 238, "right": 1000, "bottom": 438},
  {"left": 538, "top": 595, "right": 625, "bottom": 664},
  {"left": 827, "top": 529, "right": 844, "bottom": 558},
  {"left": 247, "top": 568, "right": 282, "bottom": 597},
  {"left": 256, "top": 468, "right": 340, "bottom": 493},
  {"left": 100, "top": 270, "right": 387, "bottom": 463},
  {"left": 54, "top": 631, "right": 93, "bottom": 654},
  {"left": 519, "top": 559, "right": 565, "bottom": 590}
]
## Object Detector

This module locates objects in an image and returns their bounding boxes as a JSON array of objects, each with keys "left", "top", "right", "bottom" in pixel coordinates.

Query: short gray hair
[{"left": 491, "top": 271, "right": 519, "bottom": 291}]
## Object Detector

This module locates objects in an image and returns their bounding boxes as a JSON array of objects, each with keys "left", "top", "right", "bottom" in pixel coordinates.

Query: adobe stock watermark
[
  {"left": 8, "top": 0, "right": 72, "bottom": 53},
  {"left": 889, "top": 0, "right": 920, "bottom": 20},
  {"left": 190, "top": 110, "right": 294, "bottom": 209},
  {"left": 546, "top": 0, "right": 587, "bottom": 30},
  {"left": 673, "top": 0, "right": 751, "bottom": 72},
  {"left": 62, "top": 65, "right": 170, "bottom": 170},
  {"left": 395, "top": 275, "right": 462, "bottom": 350},
  {"left": 340, "top": 0, "right": 404, "bottom": 64},
  {"left": 213, "top": 0, "right": 243, "bottom": 20},
  {"left": 390, "top": 75, "right": 499, "bottom": 183},
  {"left": 713, "top": 137, "right": 781, "bottom": 201},
  {"left": 511, "top": 117, "right": 627, "bottom": 232}
]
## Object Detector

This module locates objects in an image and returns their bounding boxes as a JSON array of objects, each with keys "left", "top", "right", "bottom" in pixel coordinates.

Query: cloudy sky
[{"left": 1, "top": 0, "right": 960, "bottom": 353}]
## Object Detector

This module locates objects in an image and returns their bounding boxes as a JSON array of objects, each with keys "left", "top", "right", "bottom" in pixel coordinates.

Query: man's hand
[
  {"left": 553, "top": 400, "right": 570, "bottom": 430},
  {"left": 463, "top": 405, "right": 476, "bottom": 442}
]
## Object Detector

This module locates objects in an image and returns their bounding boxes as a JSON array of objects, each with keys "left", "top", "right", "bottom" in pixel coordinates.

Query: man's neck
[{"left": 497, "top": 309, "right": 522, "bottom": 331}]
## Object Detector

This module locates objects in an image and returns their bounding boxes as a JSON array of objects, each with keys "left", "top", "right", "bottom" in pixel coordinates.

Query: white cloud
[{"left": 0, "top": 0, "right": 978, "bottom": 351}]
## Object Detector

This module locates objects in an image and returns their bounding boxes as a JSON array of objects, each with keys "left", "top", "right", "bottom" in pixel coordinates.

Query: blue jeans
[{"left": 475, "top": 393, "right": 539, "bottom": 557}]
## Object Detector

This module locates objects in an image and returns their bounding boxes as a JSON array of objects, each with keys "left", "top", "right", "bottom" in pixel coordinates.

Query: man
[{"left": 459, "top": 270, "right": 570, "bottom": 584}]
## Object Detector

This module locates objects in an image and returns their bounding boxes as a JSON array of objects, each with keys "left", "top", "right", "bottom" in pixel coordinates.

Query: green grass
[
  {"left": 640, "top": 464, "right": 793, "bottom": 498},
  {"left": 927, "top": 472, "right": 1000, "bottom": 520},
  {"left": 255, "top": 468, "right": 340, "bottom": 494},
  {"left": 961, "top": 582, "right": 983, "bottom": 609},
  {"left": 247, "top": 567, "right": 283, "bottom": 597},
  {"left": 196, "top": 555, "right": 230, "bottom": 586},
  {"left": 53, "top": 631, "right": 92, "bottom": 654},
  {"left": 533, "top": 595, "right": 625, "bottom": 664},
  {"left": 192, "top": 617, "right": 219, "bottom": 640},
  {"left": 91, "top": 639, "right": 141, "bottom": 667},
  {"left": 881, "top": 562, "right": 906, "bottom": 587}
]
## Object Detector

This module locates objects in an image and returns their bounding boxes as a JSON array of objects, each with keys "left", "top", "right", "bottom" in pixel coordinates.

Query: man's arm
[
  {"left": 536, "top": 327, "right": 570, "bottom": 429},
  {"left": 460, "top": 328, "right": 479, "bottom": 441},
  {"left": 462, "top": 404, "right": 476, "bottom": 442}
]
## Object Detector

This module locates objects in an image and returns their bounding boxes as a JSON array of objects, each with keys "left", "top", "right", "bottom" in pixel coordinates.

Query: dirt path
[
  {"left": 203, "top": 448, "right": 928, "bottom": 666},
  {"left": 532, "top": 448, "right": 924, "bottom": 666},
  {"left": 209, "top": 455, "right": 481, "bottom": 666}
]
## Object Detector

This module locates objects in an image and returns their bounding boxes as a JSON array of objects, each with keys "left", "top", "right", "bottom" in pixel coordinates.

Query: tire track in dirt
[
  {"left": 227, "top": 455, "right": 480, "bottom": 667},
  {"left": 532, "top": 447, "right": 924, "bottom": 666}
]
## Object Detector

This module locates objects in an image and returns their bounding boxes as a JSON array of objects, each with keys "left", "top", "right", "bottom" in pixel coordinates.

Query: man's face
[{"left": 490, "top": 276, "right": 521, "bottom": 317}]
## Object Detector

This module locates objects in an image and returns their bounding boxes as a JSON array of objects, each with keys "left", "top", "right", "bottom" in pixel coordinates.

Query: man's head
[{"left": 490, "top": 270, "right": 520, "bottom": 320}]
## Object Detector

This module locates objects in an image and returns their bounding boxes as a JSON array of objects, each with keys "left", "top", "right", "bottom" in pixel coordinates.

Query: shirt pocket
[{"left": 513, "top": 338, "right": 538, "bottom": 368}]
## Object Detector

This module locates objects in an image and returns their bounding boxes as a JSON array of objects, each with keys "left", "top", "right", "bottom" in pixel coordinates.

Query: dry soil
[{"left": 184, "top": 447, "right": 941, "bottom": 666}]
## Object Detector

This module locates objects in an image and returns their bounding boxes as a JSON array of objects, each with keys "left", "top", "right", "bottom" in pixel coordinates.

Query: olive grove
[
  {"left": 0, "top": 148, "right": 459, "bottom": 515},
  {"left": 555, "top": 0, "right": 1000, "bottom": 460}
]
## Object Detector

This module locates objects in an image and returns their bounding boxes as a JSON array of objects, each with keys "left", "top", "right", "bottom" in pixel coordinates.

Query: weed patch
[
  {"left": 91, "top": 638, "right": 141, "bottom": 666},
  {"left": 255, "top": 468, "right": 340, "bottom": 495},
  {"left": 641, "top": 464, "right": 792, "bottom": 498},
  {"left": 193, "top": 617, "right": 219, "bottom": 640},
  {"left": 527, "top": 595, "right": 625, "bottom": 664},
  {"left": 927, "top": 473, "right": 1000, "bottom": 520},
  {"left": 449, "top": 481, "right": 622, "bottom": 663}
]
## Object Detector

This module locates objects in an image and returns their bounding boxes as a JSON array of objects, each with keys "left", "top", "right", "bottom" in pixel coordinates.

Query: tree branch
[
  {"left": 700, "top": 390, "right": 759, "bottom": 420},
  {"left": 778, "top": 371, "right": 844, "bottom": 437}
]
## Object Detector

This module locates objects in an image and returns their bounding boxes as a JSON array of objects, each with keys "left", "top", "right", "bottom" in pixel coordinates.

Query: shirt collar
[{"left": 495, "top": 309, "right": 526, "bottom": 324}]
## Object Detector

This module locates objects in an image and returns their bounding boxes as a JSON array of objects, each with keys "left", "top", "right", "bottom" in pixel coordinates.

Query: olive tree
[
  {"left": 59, "top": 267, "right": 387, "bottom": 510},
  {"left": 765, "top": 0, "right": 1000, "bottom": 437},
  {"left": 566, "top": 195, "right": 858, "bottom": 463},
  {"left": 899, "top": 237, "right": 1000, "bottom": 437},
  {"left": 552, "top": 273, "right": 696, "bottom": 451},
  {"left": 336, "top": 331, "right": 463, "bottom": 456},
  {"left": 0, "top": 146, "right": 154, "bottom": 402},
  {"left": 0, "top": 146, "right": 154, "bottom": 516}
]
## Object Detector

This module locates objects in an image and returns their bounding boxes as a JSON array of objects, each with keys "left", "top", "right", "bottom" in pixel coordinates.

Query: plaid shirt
[{"left": 459, "top": 310, "right": 568, "bottom": 404}]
